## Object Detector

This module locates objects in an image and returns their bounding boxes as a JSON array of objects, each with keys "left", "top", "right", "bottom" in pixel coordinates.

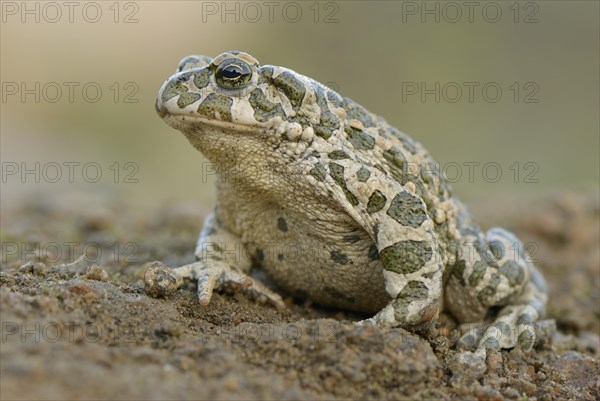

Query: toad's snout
[{"left": 155, "top": 97, "right": 167, "bottom": 118}]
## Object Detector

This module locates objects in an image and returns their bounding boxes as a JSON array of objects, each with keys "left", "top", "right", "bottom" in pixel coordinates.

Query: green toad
[{"left": 149, "top": 51, "right": 548, "bottom": 350}]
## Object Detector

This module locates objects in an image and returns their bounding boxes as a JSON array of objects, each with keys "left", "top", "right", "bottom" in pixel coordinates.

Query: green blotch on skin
[
  {"left": 249, "top": 88, "right": 286, "bottom": 122},
  {"left": 330, "top": 250, "right": 349, "bottom": 265},
  {"left": 285, "top": 114, "right": 311, "bottom": 135},
  {"left": 278, "top": 253, "right": 284, "bottom": 261},
  {"left": 344, "top": 126, "right": 375, "bottom": 150},
  {"left": 499, "top": 260, "right": 525, "bottom": 287},
  {"left": 477, "top": 274, "right": 501, "bottom": 304},
  {"left": 451, "top": 260, "right": 467, "bottom": 286},
  {"left": 197, "top": 93, "right": 233, "bottom": 121},
  {"left": 329, "top": 150, "right": 349, "bottom": 160},
  {"left": 177, "top": 92, "right": 201, "bottom": 108},
  {"left": 356, "top": 167, "right": 371, "bottom": 182},
  {"left": 383, "top": 147, "right": 405, "bottom": 167},
  {"left": 492, "top": 321, "right": 512, "bottom": 338},
  {"left": 258, "top": 66, "right": 274, "bottom": 83},
  {"left": 380, "top": 240, "right": 433, "bottom": 274},
  {"left": 488, "top": 240, "right": 505, "bottom": 260},
  {"left": 314, "top": 85, "right": 340, "bottom": 137},
  {"left": 255, "top": 248, "right": 265, "bottom": 263},
  {"left": 329, "top": 163, "right": 359, "bottom": 206},
  {"left": 516, "top": 313, "right": 533, "bottom": 325},
  {"left": 314, "top": 126, "right": 332, "bottom": 140},
  {"left": 517, "top": 330, "right": 534, "bottom": 350},
  {"left": 468, "top": 260, "right": 488, "bottom": 287},
  {"left": 277, "top": 217, "right": 288, "bottom": 232},
  {"left": 393, "top": 281, "right": 429, "bottom": 323},
  {"left": 474, "top": 238, "right": 497, "bottom": 266},
  {"left": 343, "top": 98, "right": 376, "bottom": 127},
  {"left": 367, "top": 190, "right": 387, "bottom": 213},
  {"left": 368, "top": 244, "right": 379, "bottom": 261},
  {"left": 193, "top": 68, "right": 212, "bottom": 89},
  {"left": 309, "top": 163, "right": 327, "bottom": 182},
  {"left": 383, "top": 147, "right": 407, "bottom": 183},
  {"left": 386, "top": 192, "right": 427, "bottom": 228},
  {"left": 273, "top": 71, "right": 306, "bottom": 108},
  {"left": 162, "top": 72, "right": 193, "bottom": 102}
]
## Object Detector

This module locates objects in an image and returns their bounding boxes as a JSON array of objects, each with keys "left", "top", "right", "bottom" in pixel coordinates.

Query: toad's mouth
[
  {"left": 155, "top": 94, "right": 282, "bottom": 139},
  {"left": 156, "top": 104, "right": 271, "bottom": 138}
]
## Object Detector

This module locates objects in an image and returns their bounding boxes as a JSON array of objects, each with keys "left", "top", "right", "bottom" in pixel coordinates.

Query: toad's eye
[{"left": 215, "top": 59, "right": 252, "bottom": 89}]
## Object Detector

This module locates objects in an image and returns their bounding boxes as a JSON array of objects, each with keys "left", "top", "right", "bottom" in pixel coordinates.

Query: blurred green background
[{"left": 2, "top": 1, "right": 598, "bottom": 216}]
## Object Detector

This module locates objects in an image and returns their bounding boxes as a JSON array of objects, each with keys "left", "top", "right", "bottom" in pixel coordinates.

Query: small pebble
[
  {"left": 144, "top": 261, "right": 182, "bottom": 298},
  {"left": 81, "top": 265, "right": 111, "bottom": 282}
]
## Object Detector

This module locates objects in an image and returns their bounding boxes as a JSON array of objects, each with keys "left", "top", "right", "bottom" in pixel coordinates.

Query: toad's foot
[
  {"left": 462, "top": 267, "right": 548, "bottom": 351},
  {"left": 457, "top": 309, "right": 538, "bottom": 351},
  {"left": 144, "top": 260, "right": 285, "bottom": 310},
  {"left": 458, "top": 317, "right": 556, "bottom": 352},
  {"left": 457, "top": 286, "right": 551, "bottom": 352},
  {"left": 447, "top": 228, "right": 548, "bottom": 351}
]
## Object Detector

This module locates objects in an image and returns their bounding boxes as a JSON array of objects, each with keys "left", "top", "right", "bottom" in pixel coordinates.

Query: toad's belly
[{"left": 238, "top": 211, "right": 390, "bottom": 313}]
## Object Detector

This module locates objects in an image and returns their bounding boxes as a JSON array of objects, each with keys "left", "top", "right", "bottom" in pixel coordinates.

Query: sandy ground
[{"left": 1, "top": 190, "right": 598, "bottom": 400}]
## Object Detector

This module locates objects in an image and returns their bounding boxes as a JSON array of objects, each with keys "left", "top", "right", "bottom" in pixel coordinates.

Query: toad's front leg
[{"left": 144, "top": 212, "right": 285, "bottom": 310}]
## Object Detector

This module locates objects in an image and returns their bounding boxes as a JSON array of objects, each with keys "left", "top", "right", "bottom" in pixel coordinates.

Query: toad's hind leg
[
  {"left": 365, "top": 190, "right": 445, "bottom": 330},
  {"left": 446, "top": 227, "right": 547, "bottom": 350}
]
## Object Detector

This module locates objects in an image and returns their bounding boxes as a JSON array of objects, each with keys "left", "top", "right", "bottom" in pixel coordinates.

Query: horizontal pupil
[
  {"left": 223, "top": 67, "right": 242, "bottom": 79},
  {"left": 216, "top": 60, "right": 251, "bottom": 88}
]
